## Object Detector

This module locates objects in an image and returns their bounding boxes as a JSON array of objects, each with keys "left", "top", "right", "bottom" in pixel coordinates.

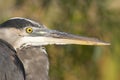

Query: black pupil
[{"left": 29, "top": 29, "right": 31, "bottom": 31}]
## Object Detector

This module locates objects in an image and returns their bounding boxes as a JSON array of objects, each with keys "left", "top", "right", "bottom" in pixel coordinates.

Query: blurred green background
[{"left": 0, "top": 0, "right": 119, "bottom": 80}]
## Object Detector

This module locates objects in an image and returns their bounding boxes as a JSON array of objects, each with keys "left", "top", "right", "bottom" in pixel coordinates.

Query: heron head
[{"left": 0, "top": 17, "right": 110, "bottom": 50}]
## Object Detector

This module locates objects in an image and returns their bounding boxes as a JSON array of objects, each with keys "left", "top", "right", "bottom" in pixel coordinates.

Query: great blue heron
[{"left": 0, "top": 17, "right": 110, "bottom": 80}]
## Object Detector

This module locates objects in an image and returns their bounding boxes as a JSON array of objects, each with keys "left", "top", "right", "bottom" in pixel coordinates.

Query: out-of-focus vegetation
[{"left": 0, "top": 0, "right": 119, "bottom": 80}]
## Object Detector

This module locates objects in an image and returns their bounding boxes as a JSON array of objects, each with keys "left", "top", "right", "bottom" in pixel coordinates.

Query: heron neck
[{"left": 0, "top": 28, "right": 20, "bottom": 49}]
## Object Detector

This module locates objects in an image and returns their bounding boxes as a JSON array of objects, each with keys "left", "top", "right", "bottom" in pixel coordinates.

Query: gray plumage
[
  {"left": 0, "top": 17, "right": 109, "bottom": 80},
  {"left": 0, "top": 17, "right": 49, "bottom": 80},
  {"left": 17, "top": 47, "right": 49, "bottom": 80},
  {"left": 0, "top": 39, "right": 25, "bottom": 80}
]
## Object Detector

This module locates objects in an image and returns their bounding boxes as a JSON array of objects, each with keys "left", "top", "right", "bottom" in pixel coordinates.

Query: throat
[{"left": 17, "top": 46, "right": 49, "bottom": 80}]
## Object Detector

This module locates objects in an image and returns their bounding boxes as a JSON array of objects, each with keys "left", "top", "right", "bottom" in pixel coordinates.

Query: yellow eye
[{"left": 26, "top": 27, "right": 33, "bottom": 33}]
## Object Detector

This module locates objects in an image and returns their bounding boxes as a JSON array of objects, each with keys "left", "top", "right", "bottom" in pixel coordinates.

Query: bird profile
[{"left": 0, "top": 17, "right": 110, "bottom": 80}]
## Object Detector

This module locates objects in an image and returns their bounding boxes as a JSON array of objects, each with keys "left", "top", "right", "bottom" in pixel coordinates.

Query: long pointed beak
[
  {"left": 28, "top": 28, "right": 110, "bottom": 46},
  {"left": 16, "top": 28, "right": 110, "bottom": 49}
]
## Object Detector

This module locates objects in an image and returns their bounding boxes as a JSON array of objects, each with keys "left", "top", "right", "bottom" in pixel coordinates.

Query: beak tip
[
  {"left": 105, "top": 43, "right": 111, "bottom": 45},
  {"left": 98, "top": 42, "right": 111, "bottom": 46}
]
